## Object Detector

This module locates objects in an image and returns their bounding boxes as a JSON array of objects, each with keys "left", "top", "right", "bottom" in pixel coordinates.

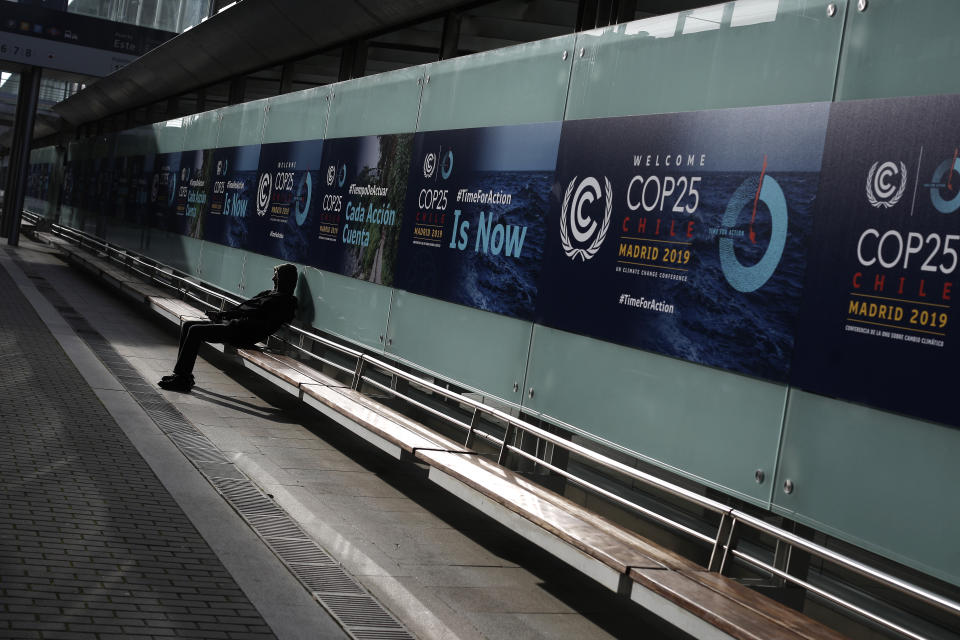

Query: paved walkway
[
  {"left": 0, "top": 256, "right": 276, "bottom": 639},
  {"left": 1, "top": 238, "right": 687, "bottom": 640},
  {"left": 0, "top": 244, "right": 345, "bottom": 640}
]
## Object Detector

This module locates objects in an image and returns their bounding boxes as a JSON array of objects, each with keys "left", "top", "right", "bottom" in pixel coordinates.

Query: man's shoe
[
  {"left": 160, "top": 373, "right": 193, "bottom": 383},
  {"left": 158, "top": 374, "right": 194, "bottom": 392}
]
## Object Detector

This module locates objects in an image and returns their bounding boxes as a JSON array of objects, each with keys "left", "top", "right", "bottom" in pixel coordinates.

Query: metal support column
[
  {"left": 576, "top": 0, "right": 600, "bottom": 30},
  {"left": 2, "top": 66, "right": 42, "bottom": 246},
  {"left": 338, "top": 40, "right": 368, "bottom": 81},
  {"left": 439, "top": 12, "right": 461, "bottom": 60},
  {"left": 279, "top": 61, "right": 296, "bottom": 95},
  {"left": 228, "top": 76, "right": 246, "bottom": 105},
  {"left": 578, "top": 0, "right": 635, "bottom": 29}
]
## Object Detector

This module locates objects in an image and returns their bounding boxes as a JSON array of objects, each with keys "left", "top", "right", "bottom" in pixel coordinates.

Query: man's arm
[{"left": 208, "top": 291, "right": 272, "bottom": 322}]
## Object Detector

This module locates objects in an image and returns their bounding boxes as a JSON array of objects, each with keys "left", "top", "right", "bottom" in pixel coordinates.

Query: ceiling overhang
[{"left": 54, "top": 0, "right": 484, "bottom": 127}]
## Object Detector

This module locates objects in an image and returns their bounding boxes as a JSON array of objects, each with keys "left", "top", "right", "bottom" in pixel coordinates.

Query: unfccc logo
[
  {"left": 423, "top": 152, "right": 437, "bottom": 178},
  {"left": 256, "top": 172, "right": 272, "bottom": 216},
  {"left": 326, "top": 165, "right": 336, "bottom": 186},
  {"left": 866, "top": 161, "right": 907, "bottom": 208},
  {"left": 560, "top": 176, "right": 612, "bottom": 261}
]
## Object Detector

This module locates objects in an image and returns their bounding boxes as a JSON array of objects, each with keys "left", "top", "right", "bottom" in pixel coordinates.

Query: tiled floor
[{"left": 0, "top": 252, "right": 276, "bottom": 640}]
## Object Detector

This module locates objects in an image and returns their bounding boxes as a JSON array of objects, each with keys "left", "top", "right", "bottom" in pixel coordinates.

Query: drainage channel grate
[
  {"left": 291, "top": 564, "right": 365, "bottom": 594},
  {"left": 17, "top": 259, "right": 416, "bottom": 640},
  {"left": 211, "top": 476, "right": 413, "bottom": 639},
  {"left": 319, "top": 594, "right": 408, "bottom": 629}
]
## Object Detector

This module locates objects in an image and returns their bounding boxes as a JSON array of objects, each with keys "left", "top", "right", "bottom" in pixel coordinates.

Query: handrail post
[
  {"left": 465, "top": 407, "right": 480, "bottom": 449},
  {"left": 718, "top": 519, "right": 738, "bottom": 575},
  {"left": 497, "top": 422, "right": 515, "bottom": 466},
  {"left": 708, "top": 513, "right": 733, "bottom": 572},
  {"left": 351, "top": 355, "right": 366, "bottom": 390}
]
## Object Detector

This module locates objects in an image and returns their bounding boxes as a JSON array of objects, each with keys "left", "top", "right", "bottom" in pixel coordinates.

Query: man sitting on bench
[{"left": 159, "top": 263, "right": 299, "bottom": 392}]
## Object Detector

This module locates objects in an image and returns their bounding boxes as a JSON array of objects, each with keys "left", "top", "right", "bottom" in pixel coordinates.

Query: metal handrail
[
  {"left": 731, "top": 511, "right": 960, "bottom": 618},
  {"left": 36, "top": 217, "right": 960, "bottom": 638},
  {"left": 360, "top": 356, "right": 732, "bottom": 515}
]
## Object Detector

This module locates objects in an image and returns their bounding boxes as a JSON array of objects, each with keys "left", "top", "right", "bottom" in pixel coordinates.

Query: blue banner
[
  {"left": 171, "top": 149, "right": 209, "bottom": 238},
  {"left": 792, "top": 95, "right": 960, "bottom": 426},
  {"left": 247, "top": 139, "right": 324, "bottom": 263},
  {"left": 313, "top": 133, "right": 412, "bottom": 286},
  {"left": 535, "top": 103, "right": 830, "bottom": 381},
  {"left": 395, "top": 122, "right": 561, "bottom": 319},
  {"left": 204, "top": 144, "right": 261, "bottom": 249}
]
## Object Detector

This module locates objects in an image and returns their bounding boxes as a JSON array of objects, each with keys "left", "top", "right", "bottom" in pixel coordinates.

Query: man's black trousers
[{"left": 174, "top": 320, "right": 233, "bottom": 376}]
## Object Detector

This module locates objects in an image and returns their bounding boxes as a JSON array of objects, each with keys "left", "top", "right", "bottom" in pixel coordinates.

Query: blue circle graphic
[
  {"left": 337, "top": 165, "right": 347, "bottom": 187},
  {"left": 718, "top": 175, "right": 788, "bottom": 293},
  {"left": 930, "top": 157, "right": 960, "bottom": 214},
  {"left": 168, "top": 174, "right": 177, "bottom": 207},
  {"left": 440, "top": 150, "right": 454, "bottom": 180},
  {"left": 294, "top": 173, "right": 312, "bottom": 226}
]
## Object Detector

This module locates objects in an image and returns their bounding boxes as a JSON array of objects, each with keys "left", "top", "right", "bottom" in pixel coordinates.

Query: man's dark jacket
[{"left": 217, "top": 290, "right": 297, "bottom": 345}]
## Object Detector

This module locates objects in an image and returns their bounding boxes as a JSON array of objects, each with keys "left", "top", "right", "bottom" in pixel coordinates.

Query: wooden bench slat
[
  {"left": 258, "top": 352, "right": 345, "bottom": 386},
  {"left": 237, "top": 349, "right": 333, "bottom": 389},
  {"left": 678, "top": 570, "right": 848, "bottom": 640},
  {"left": 417, "top": 449, "right": 687, "bottom": 574},
  {"left": 630, "top": 568, "right": 848, "bottom": 640},
  {"left": 301, "top": 383, "right": 455, "bottom": 456},
  {"left": 120, "top": 280, "right": 168, "bottom": 301},
  {"left": 326, "top": 385, "right": 472, "bottom": 453},
  {"left": 59, "top": 246, "right": 138, "bottom": 285},
  {"left": 148, "top": 297, "right": 207, "bottom": 323},
  {"left": 97, "top": 261, "right": 142, "bottom": 284}
]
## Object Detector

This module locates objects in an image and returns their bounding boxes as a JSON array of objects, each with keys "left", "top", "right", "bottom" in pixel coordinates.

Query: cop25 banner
[
  {"left": 203, "top": 144, "right": 261, "bottom": 249},
  {"left": 169, "top": 149, "right": 208, "bottom": 238},
  {"left": 535, "top": 103, "right": 830, "bottom": 381},
  {"left": 312, "top": 133, "right": 412, "bottom": 286},
  {"left": 792, "top": 95, "right": 960, "bottom": 426},
  {"left": 395, "top": 122, "right": 562, "bottom": 319},
  {"left": 247, "top": 139, "right": 324, "bottom": 263}
]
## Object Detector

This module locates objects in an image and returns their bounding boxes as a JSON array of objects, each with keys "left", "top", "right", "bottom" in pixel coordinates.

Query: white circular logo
[
  {"left": 560, "top": 176, "right": 612, "bottom": 261},
  {"left": 256, "top": 172, "right": 272, "bottom": 216},
  {"left": 326, "top": 165, "right": 336, "bottom": 186},
  {"left": 423, "top": 152, "right": 437, "bottom": 179},
  {"left": 866, "top": 161, "right": 907, "bottom": 208}
]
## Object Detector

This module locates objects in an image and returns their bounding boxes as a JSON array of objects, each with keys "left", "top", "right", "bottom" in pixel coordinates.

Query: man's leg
[
  {"left": 172, "top": 322, "right": 232, "bottom": 377},
  {"left": 160, "top": 320, "right": 211, "bottom": 383},
  {"left": 178, "top": 320, "right": 208, "bottom": 355}
]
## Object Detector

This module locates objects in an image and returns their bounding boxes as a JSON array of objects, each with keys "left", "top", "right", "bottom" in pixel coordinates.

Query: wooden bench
[
  {"left": 234, "top": 352, "right": 849, "bottom": 640},
  {"left": 630, "top": 568, "right": 844, "bottom": 640},
  {"left": 48, "top": 237, "right": 849, "bottom": 640},
  {"left": 55, "top": 240, "right": 194, "bottom": 311},
  {"left": 236, "top": 349, "right": 471, "bottom": 461}
]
